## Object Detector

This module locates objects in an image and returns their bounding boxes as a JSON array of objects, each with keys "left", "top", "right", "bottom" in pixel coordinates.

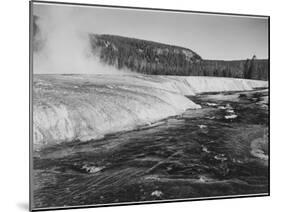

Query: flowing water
[{"left": 32, "top": 89, "right": 269, "bottom": 208}]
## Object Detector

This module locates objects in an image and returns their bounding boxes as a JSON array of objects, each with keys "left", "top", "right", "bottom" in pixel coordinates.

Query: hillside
[
  {"left": 89, "top": 34, "right": 202, "bottom": 74},
  {"left": 90, "top": 34, "right": 268, "bottom": 80}
]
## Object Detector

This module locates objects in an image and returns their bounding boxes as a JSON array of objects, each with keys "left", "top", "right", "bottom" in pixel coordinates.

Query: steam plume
[{"left": 33, "top": 4, "right": 124, "bottom": 74}]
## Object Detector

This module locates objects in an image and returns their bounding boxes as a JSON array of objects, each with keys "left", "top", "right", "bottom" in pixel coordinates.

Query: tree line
[{"left": 90, "top": 34, "right": 268, "bottom": 80}]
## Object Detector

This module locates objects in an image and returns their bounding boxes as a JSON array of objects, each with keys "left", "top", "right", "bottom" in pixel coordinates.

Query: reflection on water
[{"left": 33, "top": 89, "right": 269, "bottom": 208}]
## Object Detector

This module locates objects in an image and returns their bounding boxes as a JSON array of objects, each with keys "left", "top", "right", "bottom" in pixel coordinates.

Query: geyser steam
[{"left": 33, "top": 4, "right": 123, "bottom": 74}]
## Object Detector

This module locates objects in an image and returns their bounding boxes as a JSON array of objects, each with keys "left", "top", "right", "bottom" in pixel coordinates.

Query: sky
[{"left": 33, "top": 2, "right": 268, "bottom": 61}]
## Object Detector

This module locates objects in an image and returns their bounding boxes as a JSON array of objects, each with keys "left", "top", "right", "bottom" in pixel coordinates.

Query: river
[{"left": 32, "top": 88, "right": 269, "bottom": 208}]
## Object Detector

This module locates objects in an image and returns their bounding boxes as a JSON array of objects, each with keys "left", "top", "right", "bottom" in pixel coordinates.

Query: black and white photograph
[{"left": 30, "top": 1, "right": 269, "bottom": 211}]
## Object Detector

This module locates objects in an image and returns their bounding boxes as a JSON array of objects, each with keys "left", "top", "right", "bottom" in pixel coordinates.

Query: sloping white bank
[
  {"left": 158, "top": 76, "right": 267, "bottom": 95},
  {"left": 33, "top": 75, "right": 267, "bottom": 149}
]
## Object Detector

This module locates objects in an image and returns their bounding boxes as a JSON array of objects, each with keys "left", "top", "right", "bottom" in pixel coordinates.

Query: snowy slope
[{"left": 33, "top": 75, "right": 267, "bottom": 149}]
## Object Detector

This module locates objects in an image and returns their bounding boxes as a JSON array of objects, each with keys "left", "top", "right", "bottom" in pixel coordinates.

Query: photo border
[{"left": 29, "top": 1, "right": 270, "bottom": 211}]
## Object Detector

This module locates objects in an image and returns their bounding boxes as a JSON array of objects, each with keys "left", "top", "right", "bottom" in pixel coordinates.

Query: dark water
[{"left": 33, "top": 89, "right": 269, "bottom": 209}]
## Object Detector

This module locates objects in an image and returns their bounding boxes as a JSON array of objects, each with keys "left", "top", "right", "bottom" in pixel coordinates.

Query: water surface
[{"left": 33, "top": 89, "right": 269, "bottom": 208}]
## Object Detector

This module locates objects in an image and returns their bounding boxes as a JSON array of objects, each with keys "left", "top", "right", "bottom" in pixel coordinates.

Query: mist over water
[{"left": 33, "top": 5, "right": 125, "bottom": 75}]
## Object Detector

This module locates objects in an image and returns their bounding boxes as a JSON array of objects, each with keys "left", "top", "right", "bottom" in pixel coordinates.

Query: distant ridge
[
  {"left": 90, "top": 34, "right": 268, "bottom": 80},
  {"left": 90, "top": 34, "right": 202, "bottom": 73}
]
